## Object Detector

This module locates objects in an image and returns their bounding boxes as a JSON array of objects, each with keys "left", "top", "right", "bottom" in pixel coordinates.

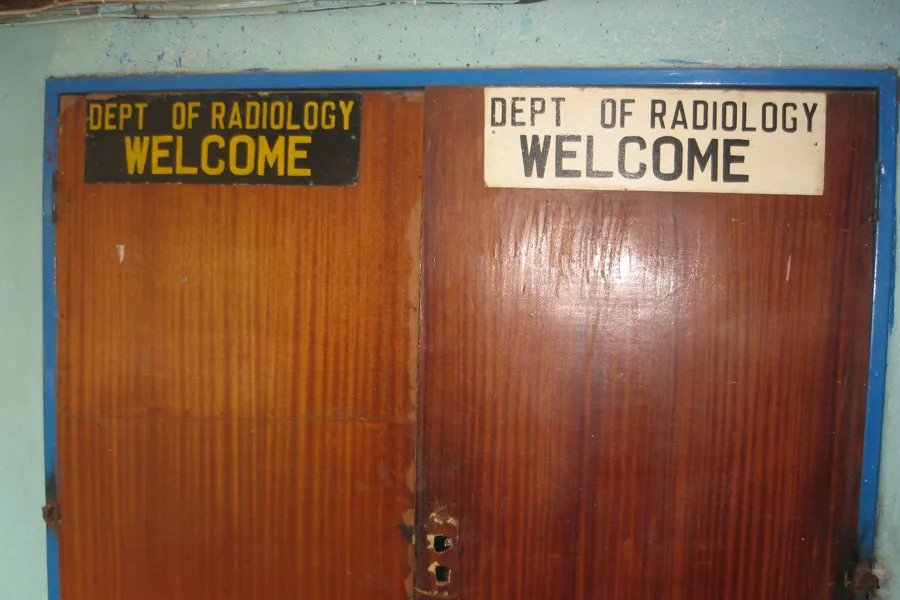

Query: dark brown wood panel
[
  {"left": 55, "top": 91, "right": 423, "bottom": 600},
  {"left": 417, "top": 88, "right": 876, "bottom": 600}
]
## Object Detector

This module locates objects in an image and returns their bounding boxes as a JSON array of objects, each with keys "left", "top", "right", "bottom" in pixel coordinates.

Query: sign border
[{"left": 42, "top": 68, "right": 898, "bottom": 600}]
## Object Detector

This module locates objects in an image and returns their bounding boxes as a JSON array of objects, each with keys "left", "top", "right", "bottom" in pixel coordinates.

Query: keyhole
[
  {"left": 434, "top": 565, "right": 451, "bottom": 585},
  {"left": 433, "top": 535, "right": 453, "bottom": 553}
]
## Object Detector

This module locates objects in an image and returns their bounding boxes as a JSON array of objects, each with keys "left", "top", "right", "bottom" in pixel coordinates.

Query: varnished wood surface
[
  {"left": 417, "top": 88, "right": 876, "bottom": 600},
  {"left": 55, "top": 92, "right": 423, "bottom": 600}
]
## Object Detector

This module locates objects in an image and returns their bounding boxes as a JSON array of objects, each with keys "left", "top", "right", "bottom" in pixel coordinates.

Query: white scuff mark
[
  {"left": 431, "top": 513, "right": 459, "bottom": 528},
  {"left": 786, "top": 253, "right": 792, "bottom": 282},
  {"left": 715, "top": 18, "right": 727, "bottom": 41},
  {"left": 116, "top": 244, "right": 125, "bottom": 264}
]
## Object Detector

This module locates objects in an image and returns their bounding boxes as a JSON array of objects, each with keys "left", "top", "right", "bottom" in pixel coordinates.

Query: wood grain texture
[
  {"left": 55, "top": 91, "right": 423, "bottom": 600},
  {"left": 417, "top": 88, "right": 876, "bottom": 600}
]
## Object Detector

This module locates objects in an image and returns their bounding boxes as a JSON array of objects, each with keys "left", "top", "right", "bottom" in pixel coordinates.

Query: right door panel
[{"left": 416, "top": 87, "right": 877, "bottom": 600}]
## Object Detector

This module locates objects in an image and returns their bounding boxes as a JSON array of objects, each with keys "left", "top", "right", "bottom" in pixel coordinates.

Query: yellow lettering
[
  {"left": 104, "top": 103, "right": 116, "bottom": 130},
  {"left": 88, "top": 104, "right": 103, "bottom": 130},
  {"left": 286, "top": 102, "right": 301, "bottom": 130},
  {"left": 201, "top": 135, "right": 225, "bottom": 175},
  {"left": 211, "top": 102, "right": 225, "bottom": 129},
  {"left": 321, "top": 101, "right": 336, "bottom": 130},
  {"left": 229, "top": 135, "right": 255, "bottom": 176},
  {"left": 124, "top": 136, "right": 150, "bottom": 175},
  {"left": 135, "top": 103, "right": 148, "bottom": 130},
  {"left": 245, "top": 101, "right": 260, "bottom": 129},
  {"left": 257, "top": 136, "right": 285, "bottom": 176},
  {"left": 287, "top": 135, "right": 312, "bottom": 177},
  {"left": 175, "top": 136, "right": 198, "bottom": 175},
  {"left": 118, "top": 104, "right": 132, "bottom": 130},
  {"left": 228, "top": 103, "right": 243, "bottom": 129},
  {"left": 303, "top": 102, "right": 318, "bottom": 130},
  {"left": 172, "top": 102, "right": 187, "bottom": 130},
  {"left": 270, "top": 101, "right": 285, "bottom": 130},
  {"left": 151, "top": 135, "right": 173, "bottom": 175},
  {"left": 339, "top": 100, "right": 355, "bottom": 130},
  {"left": 188, "top": 102, "right": 201, "bottom": 129}
]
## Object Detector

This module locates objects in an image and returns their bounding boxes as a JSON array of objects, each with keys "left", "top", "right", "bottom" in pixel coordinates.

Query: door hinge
[
  {"left": 845, "top": 560, "right": 880, "bottom": 597},
  {"left": 42, "top": 498, "right": 61, "bottom": 530}
]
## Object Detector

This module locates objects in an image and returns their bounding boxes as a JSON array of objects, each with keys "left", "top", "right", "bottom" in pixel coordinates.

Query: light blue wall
[{"left": 1, "top": 1, "right": 899, "bottom": 598}]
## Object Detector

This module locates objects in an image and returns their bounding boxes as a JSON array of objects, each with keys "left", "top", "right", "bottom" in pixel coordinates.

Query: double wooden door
[{"left": 53, "top": 86, "right": 877, "bottom": 600}]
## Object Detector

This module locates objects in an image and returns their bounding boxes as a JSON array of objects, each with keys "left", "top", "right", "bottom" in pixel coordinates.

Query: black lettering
[
  {"left": 782, "top": 103, "right": 798, "bottom": 133},
  {"left": 490, "top": 98, "right": 507, "bottom": 127},
  {"left": 803, "top": 103, "right": 818, "bottom": 133},
  {"left": 651, "top": 100, "right": 666, "bottom": 129},
  {"left": 551, "top": 97, "right": 565, "bottom": 126},
  {"left": 555, "top": 135, "right": 581, "bottom": 178},
  {"left": 671, "top": 101, "right": 688, "bottom": 129},
  {"left": 741, "top": 102, "right": 756, "bottom": 132},
  {"left": 652, "top": 136, "right": 683, "bottom": 181},
  {"left": 530, "top": 98, "right": 546, "bottom": 126},
  {"left": 722, "top": 102, "right": 737, "bottom": 131},
  {"left": 618, "top": 136, "right": 647, "bottom": 179},
  {"left": 761, "top": 102, "right": 778, "bottom": 132},
  {"left": 620, "top": 99, "right": 635, "bottom": 127},
  {"left": 600, "top": 99, "right": 617, "bottom": 129},
  {"left": 723, "top": 138, "right": 750, "bottom": 183},
  {"left": 511, "top": 97, "right": 526, "bottom": 126},
  {"left": 520, "top": 134, "right": 552, "bottom": 178},
  {"left": 586, "top": 136, "right": 612, "bottom": 178},
  {"left": 693, "top": 101, "right": 708, "bottom": 130},
  {"left": 687, "top": 138, "right": 718, "bottom": 182}
]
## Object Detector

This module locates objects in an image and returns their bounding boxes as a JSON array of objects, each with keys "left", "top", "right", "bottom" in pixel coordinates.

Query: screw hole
[
  {"left": 433, "top": 535, "right": 453, "bottom": 553},
  {"left": 434, "top": 565, "right": 451, "bottom": 585}
]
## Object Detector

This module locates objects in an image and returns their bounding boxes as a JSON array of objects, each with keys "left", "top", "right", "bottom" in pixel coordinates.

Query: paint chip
[{"left": 116, "top": 244, "right": 125, "bottom": 264}]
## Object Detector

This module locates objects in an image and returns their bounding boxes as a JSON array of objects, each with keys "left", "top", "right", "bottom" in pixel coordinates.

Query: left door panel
[{"left": 53, "top": 92, "right": 423, "bottom": 600}]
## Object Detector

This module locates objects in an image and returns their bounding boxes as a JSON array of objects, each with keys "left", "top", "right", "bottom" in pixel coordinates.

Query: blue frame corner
[{"left": 42, "top": 68, "right": 898, "bottom": 600}]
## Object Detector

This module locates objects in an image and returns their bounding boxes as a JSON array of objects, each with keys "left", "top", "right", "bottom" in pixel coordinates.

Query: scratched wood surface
[
  {"left": 416, "top": 88, "right": 876, "bottom": 600},
  {"left": 55, "top": 92, "right": 423, "bottom": 600}
]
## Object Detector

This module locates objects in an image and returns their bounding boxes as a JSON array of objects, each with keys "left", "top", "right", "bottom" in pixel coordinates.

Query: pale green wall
[{"left": 1, "top": 1, "right": 899, "bottom": 598}]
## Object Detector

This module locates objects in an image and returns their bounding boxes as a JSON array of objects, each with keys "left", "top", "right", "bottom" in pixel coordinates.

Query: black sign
[{"left": 84, "top": 92, "right": 362, "bottom": 185}]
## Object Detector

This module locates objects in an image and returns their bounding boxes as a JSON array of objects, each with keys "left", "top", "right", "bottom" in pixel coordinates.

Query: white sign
[{"left": 484, "top": 87, "right": 826, "bottom": 195}]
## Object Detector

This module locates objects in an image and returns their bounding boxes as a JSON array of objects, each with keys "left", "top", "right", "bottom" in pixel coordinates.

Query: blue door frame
[{"left": 42, "top": 68, "right": 898, "bottom": 600}]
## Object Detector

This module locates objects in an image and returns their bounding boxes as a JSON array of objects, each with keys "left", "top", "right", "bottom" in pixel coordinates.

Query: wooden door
[
  {"left": 416, "top": 87, "right": 876, "bottom": 600},
  {"left": 54, "top": 91, "right": 423, "bottom": 600}
]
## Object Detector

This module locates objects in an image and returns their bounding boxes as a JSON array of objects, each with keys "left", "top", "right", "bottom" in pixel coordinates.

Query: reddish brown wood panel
[
  {"left": 417, "top": 88, "right": 876, "bottom": 600},
  {"left": 55, "top": 92, "right": 423, "bottom": 600}
]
